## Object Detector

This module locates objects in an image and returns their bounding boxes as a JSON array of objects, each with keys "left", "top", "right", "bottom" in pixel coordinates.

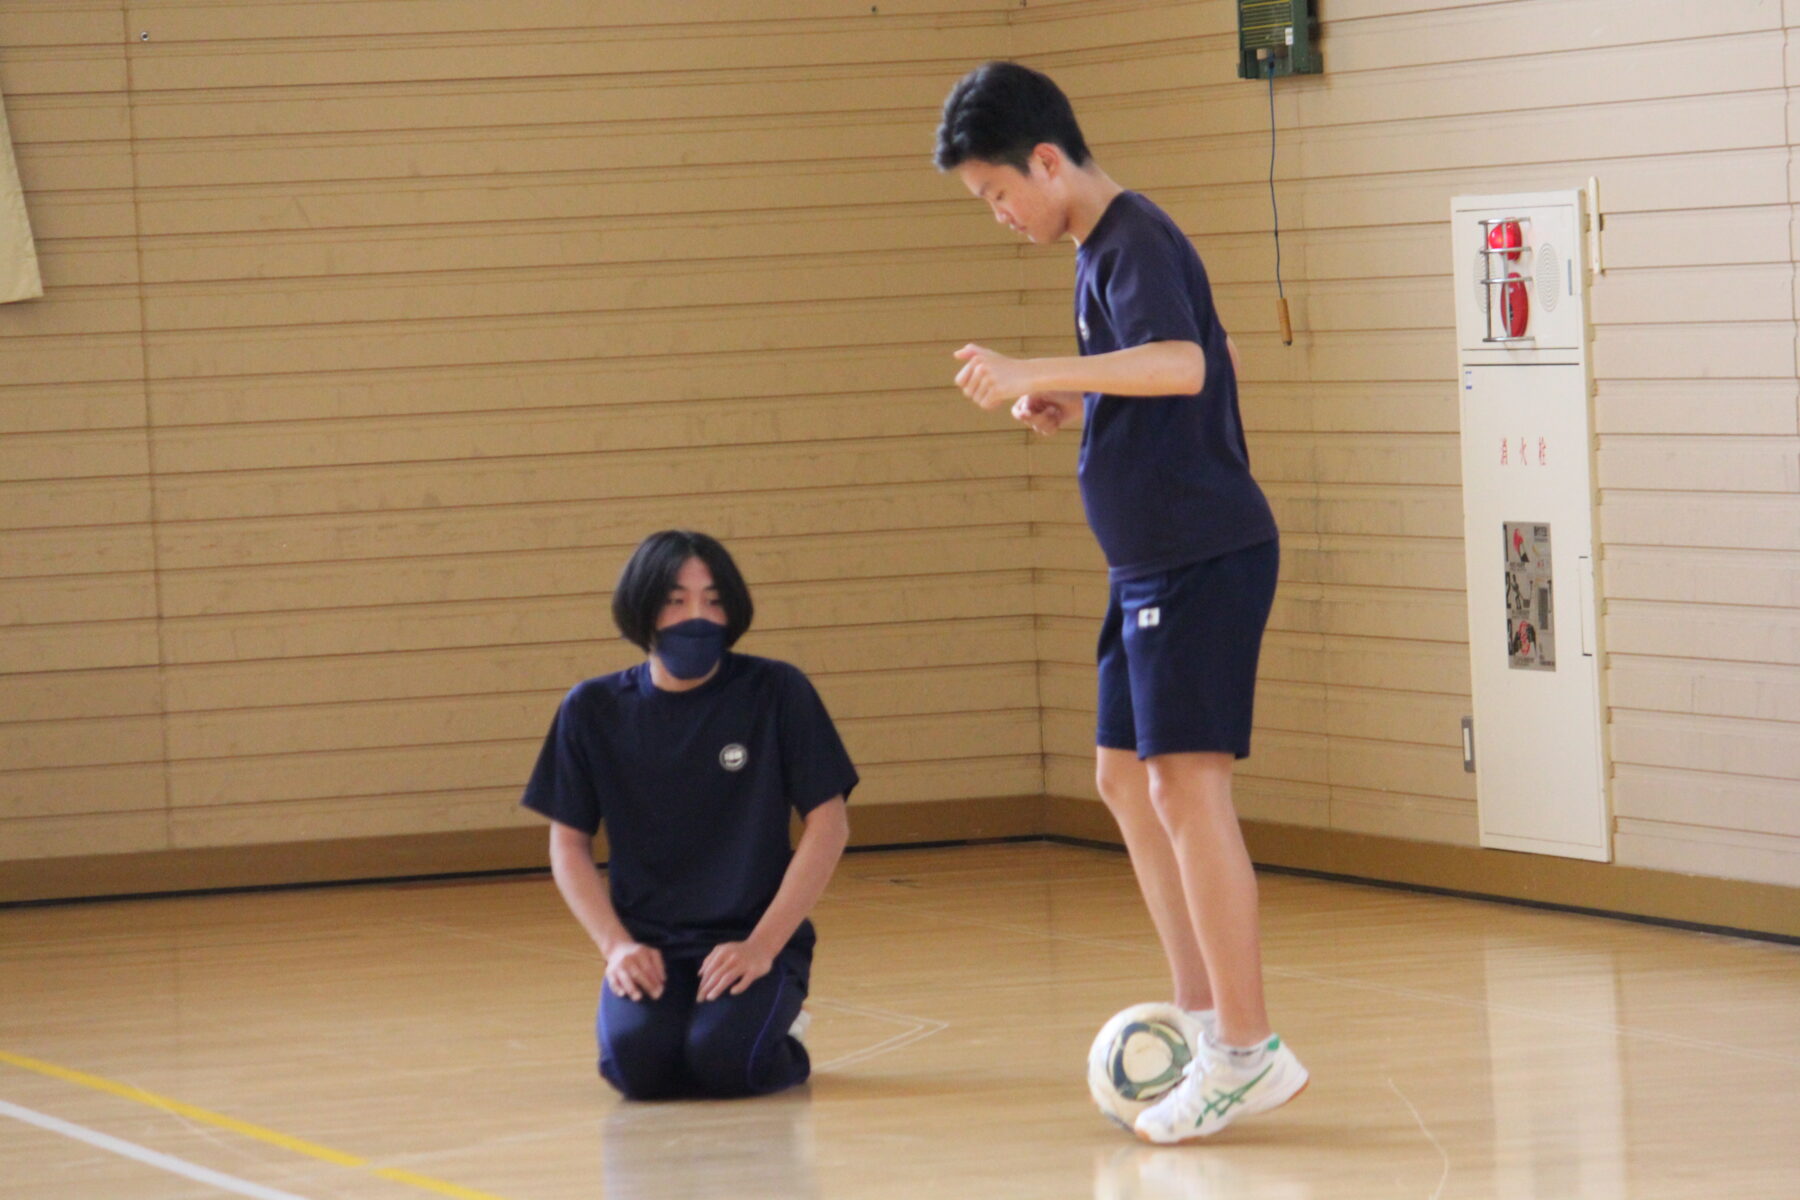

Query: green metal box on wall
[{"left": 1237, "top": 0, "right": 1322, "bottom": 79}]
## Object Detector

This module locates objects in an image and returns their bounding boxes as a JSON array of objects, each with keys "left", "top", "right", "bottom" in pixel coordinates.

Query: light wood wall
[
  {"left": 1023, "top": 0, "right": 1800, "bottom": 889},
  {"left": 0, "top": 1, "right": 1048, "bottom": 869},
  {"left": 2, "top": 2, "right": 1795, "bottom": 895}
]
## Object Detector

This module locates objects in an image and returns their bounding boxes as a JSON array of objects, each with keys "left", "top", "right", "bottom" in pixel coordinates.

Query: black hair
[
  {"left": 611, "top": 530, "right": 753, "bottom": 653},
  {"left": 934, "top": 61, "right": 1092, "bottom": 172}
]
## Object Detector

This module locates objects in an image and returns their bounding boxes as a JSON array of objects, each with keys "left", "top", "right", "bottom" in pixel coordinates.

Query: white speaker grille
[{"left": 1536, "top": 242, "right": 1560, "bottom": 312}]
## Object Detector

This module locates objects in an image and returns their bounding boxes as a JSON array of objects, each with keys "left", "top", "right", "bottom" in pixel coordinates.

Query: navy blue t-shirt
[
  {"left": 1075, "top": 191, "right": 1278, "bottom": 579},
  {"left": 520, "top": 652, "right": 858, "bottom": 980}
]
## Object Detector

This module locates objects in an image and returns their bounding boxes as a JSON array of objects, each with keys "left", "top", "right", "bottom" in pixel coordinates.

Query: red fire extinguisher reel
[{"left": 1487, "top": 220, "right": 1528, "bottom": 338}]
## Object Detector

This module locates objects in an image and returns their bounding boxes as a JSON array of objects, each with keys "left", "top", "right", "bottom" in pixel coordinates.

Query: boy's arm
[
  {"left": 697, "top": 797, "right": 850, "bottom": 1001},
  {"left": 954, "top": 341, "right": 1205, "bottom": 411},
  {"left": 548, "top": 820, "right": 665, "bottom": 999}
]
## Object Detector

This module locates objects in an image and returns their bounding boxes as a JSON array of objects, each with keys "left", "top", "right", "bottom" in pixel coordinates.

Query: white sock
[{"left": 1204, "top": 1030, "right": 1270, "bottom": 1069}]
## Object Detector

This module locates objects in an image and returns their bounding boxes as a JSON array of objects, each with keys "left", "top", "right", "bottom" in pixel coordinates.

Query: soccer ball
[{"left": 1086, "top": 1003, "right": 1198, "bottom": 1130}]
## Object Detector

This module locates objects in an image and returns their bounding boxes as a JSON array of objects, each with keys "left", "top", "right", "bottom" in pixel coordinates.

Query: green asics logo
[{"left": 1194, "top": 1062, "right": 1273, "bottom": 1127}]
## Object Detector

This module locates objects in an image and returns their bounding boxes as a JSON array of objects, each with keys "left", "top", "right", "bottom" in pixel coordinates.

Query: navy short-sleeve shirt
[
  {"left": 1075, "top": 191, "right": 1278, "bottom": 579},
  {"left": 520, "top": 653, "right": 858, "bottom": 978}
]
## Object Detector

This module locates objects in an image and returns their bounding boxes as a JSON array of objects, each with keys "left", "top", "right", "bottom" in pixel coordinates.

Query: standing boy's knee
[
  {"left": 1146, "top": 760, "right": 1202, "bottom": 828},
  {"left": 1145, "top": 754, "right": 1232, "bottom": 828},
  {"left": 1095, "top": 749, "right": 1146, "bottom": 809},
  {"left": 1145, "top": 772, "right": 1183, "bottom": 828},
  {"left": 1095, "top": 758, "right": 1123, "bottom": 800},
  {"left": 1102, "top": 752, "right": 1178, "bottom": 843}
]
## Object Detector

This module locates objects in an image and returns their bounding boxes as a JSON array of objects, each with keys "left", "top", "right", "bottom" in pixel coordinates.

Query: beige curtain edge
[{"left": 0, "top": 77, "right": 45, "bottom": 304}]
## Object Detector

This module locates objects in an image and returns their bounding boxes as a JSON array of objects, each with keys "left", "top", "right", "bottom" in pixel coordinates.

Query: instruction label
[{"left": 1503, "top": 522, "right": 1555, "bottom": 671}]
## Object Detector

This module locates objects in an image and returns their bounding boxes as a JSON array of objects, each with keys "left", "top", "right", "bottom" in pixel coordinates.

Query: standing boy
[{"left": 935, "top": 61, "right": 1306, "bottom": 1142}]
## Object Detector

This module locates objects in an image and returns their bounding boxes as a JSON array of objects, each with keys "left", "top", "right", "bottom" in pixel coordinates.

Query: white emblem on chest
[{"left": 719, "top": 743, "right": 748, "bottom": 771}]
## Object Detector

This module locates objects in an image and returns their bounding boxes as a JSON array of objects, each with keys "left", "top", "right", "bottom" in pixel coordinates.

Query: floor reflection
[
  {"left": 1092, "top": 1144, "right": 1314, "bottom": 1199},
  {"left": 1481, "top": 941, "right": 1628, "bottom": 1199},
  {"left": 601, "top": 1087, "right": 818, "bottom": 1200}
]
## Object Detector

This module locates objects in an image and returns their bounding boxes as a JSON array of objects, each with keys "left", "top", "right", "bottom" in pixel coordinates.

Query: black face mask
[{"left": 654, "top": 619, "right": 728, "bottom": 681}]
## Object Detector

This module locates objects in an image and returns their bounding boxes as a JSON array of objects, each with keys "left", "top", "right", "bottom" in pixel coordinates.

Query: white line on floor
[{"left": 0, "top": 1097, "right": 316, "bottom": 1200}]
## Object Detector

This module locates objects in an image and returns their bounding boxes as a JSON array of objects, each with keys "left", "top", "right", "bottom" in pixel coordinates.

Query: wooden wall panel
[
  {"left": 0, "top": 1, "right": 1042, "bottom": 869},
  {"left": 1018, "top": 0, "right": 1800, "bottom": 886},
  {"left": 0, "top": 4, "right": 166, "bottom": 859},
  {"left": 5, "top": 1, "right": 1796, "bottom": 894}
]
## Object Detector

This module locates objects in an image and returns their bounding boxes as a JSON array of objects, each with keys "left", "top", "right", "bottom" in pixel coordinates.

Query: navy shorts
[{"left": 1096, "top": 539, "right": 1279, "bottom": 760}]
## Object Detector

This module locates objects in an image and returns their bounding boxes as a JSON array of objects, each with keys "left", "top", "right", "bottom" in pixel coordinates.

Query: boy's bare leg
[
  {"left": 1144, "top": 750, "right": 1269, "bottom": 1046},
  {"left": 1096, "top": 747, "right": 1213, "bottom": 1011}
]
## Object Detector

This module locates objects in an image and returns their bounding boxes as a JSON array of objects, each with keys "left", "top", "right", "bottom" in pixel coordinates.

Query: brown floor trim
[
  {"left": 1045, "top": 796, "right": 1799, "bottom": 943},
  {"left": 842, "top": 794, "right": 1047, "bottom": 847},
  {"left": 0, "top": 827, "right": 552, "bottom": 907},
  {"left": 4, "top": 795, "right": 1793, "bottom": 943},
  {"left": 1234, "top": 820, "right": 1800, "bottom": 943},
  {"left": 0, "top": 797, "right": 1049, "bottom": 907}
]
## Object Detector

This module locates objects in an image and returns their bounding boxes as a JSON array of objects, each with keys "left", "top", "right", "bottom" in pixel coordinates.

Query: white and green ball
[{"left": 1086, "top": 1003, "right": 1197, "bottom": 1130}]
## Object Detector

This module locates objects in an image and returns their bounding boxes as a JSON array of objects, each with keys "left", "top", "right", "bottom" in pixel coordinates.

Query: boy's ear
[{"left": 1032, "top": 142, "right": 1068, "bottom": 180}]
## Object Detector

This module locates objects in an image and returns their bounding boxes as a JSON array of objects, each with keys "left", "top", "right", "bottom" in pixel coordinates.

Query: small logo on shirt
[
  {"left": 1078, "top": 314, "right": 1090, "bottom": 346},
  {"left": 719, "top": 743, "right": 748, "bottom": 772},
  {"left": 1137, "top": 607, "right": 1161, "bottom": 629}
]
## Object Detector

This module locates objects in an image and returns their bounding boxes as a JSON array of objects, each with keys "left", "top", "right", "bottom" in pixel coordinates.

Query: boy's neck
[{"left": 1065, "top": 166, "right": 1125, "bottom": 246}]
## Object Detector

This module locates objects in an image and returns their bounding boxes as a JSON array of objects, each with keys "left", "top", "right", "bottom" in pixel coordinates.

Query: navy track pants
[{"left": 596, "top": 956, "right": 809, "bottom": 1100}]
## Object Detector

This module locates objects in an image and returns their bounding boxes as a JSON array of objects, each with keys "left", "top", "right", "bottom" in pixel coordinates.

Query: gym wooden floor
[{"left": 3, "top": 842, "right": 1796, "bottom": 1200}]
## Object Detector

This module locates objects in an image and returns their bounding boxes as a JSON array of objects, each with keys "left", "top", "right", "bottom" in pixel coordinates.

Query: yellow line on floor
[{"left": 0, "top": 1048, "right": 512, "bottom": 1200}]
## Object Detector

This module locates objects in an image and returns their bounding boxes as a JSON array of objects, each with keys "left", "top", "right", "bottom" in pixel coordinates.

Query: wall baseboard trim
[
  {"left": 1046, "top": 795, "right": 1799, "bottom": 942},
  {"left": 0, "top": 827, "right": 551, "bottom": 907},
  {"left": 4, "top": 795, "right": 1793, "bottom": 942},
  {"left": 844, "top": 794, "right": 1047, "bottom": 847},
  {"left": 0, "top": 796, "right": 1051, "bottom": 907}
]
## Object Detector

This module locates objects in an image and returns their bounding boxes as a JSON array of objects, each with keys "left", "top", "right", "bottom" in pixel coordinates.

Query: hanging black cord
[
  {"left": 1268, "top": 66, "right": 1282, "bottom": 302},
  {"left": 1267, "top": 63, "right": 1292, "bottom": 344}
]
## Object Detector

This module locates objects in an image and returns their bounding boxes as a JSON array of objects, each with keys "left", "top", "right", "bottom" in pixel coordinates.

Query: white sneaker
[
  {"left": 1134, "top": 1035, "right": 1308, "bottom": 1144},
  {"left": 788, "top": 1008, "right": 811, "bottom": 1042}
]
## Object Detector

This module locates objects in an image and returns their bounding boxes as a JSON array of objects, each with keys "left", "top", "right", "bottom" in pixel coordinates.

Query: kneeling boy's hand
[
  {"left": 699, "top": 940, "right": 773, "bottom": 1001},
  {"left": 605, "top": 941, "right": 666, "bottom": 1002}
]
